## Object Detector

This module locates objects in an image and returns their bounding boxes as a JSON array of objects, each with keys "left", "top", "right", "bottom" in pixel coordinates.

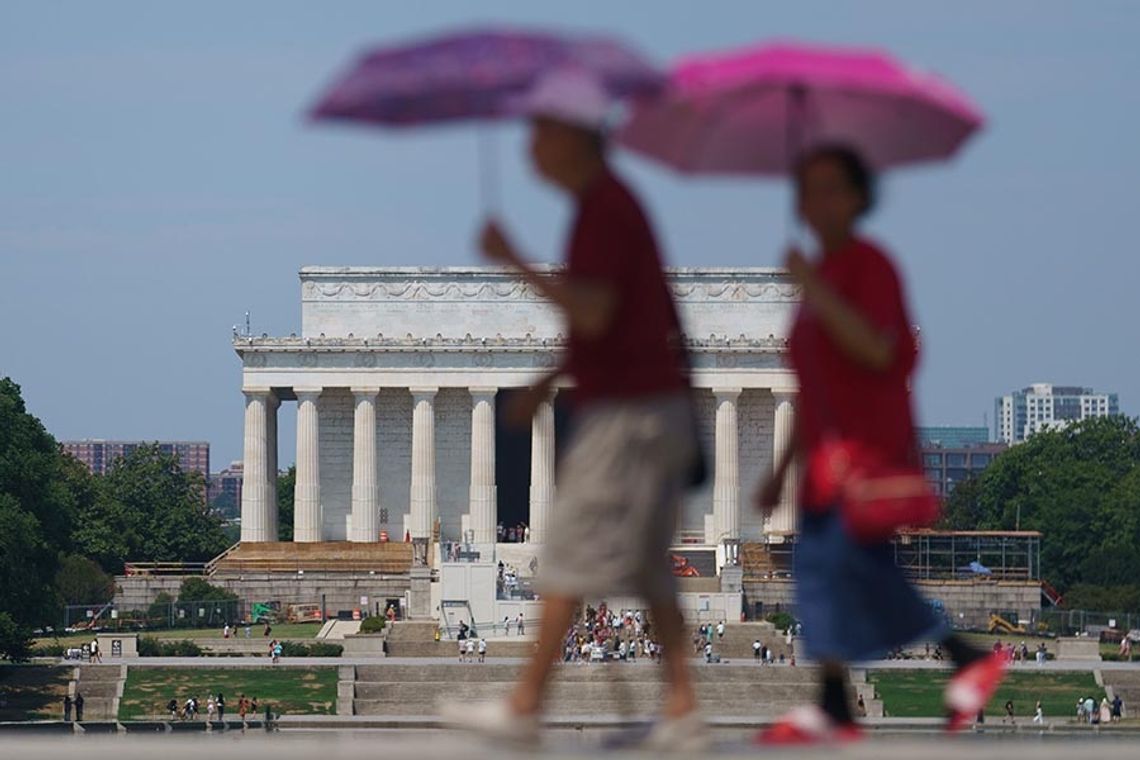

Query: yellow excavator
[{"left": 988, "top": 613, "right": 1027, "bottom": 635}]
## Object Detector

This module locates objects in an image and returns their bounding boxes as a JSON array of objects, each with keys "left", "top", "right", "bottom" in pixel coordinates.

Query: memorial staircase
[
  {"left": 346, "top": 662, "right": 880, "bottom": 718},
  {"left": 1104, "top": 669, "right": 1140, "bottom": 709},
  {"left": 71, "top": 664, "right": 125, "bottom": 721},
  {"left": 210, "top": 541, "right": 413, "bottom": 576}
]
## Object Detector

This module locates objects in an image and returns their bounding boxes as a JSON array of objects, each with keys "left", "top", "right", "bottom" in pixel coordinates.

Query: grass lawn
[
  {"left": 118, "top": 666, "right": 337, "bottom": 720},
  {"left": 868, "top": 669, "right": 1102, "bottom": 719},
  {"left": 36, "top": 622, "right": 323, "bottom": 647},
  {"left": 0, "top": 665, "right": 71, "bottom": 721}
]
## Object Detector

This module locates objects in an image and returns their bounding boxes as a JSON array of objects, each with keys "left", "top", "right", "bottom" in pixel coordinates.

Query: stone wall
[
  {"left": 435, "top": 388, "right": 472, "bottom": 542},
  {"left": 114, "top": 574, "right": 411, "bottom": 618},
  {"left": 738, "top": 388, "right": 775, "bottom": 539},
  {"left": 377, "top": 388, "right": 413, "bottom": 538},
  {"left": 743, "top": 579, "right": 1042, "bottom": 631},
  {"left": 318, "top": 388, "right": 353, "bottom": 540}
]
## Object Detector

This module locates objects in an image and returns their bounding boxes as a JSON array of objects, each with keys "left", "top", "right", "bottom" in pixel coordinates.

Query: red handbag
[{"left": 808, "top": 436, "right": 940, "bottom": 543}]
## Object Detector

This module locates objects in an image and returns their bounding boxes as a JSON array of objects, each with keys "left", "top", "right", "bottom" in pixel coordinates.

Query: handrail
[
  {"left": 123, "top": 562, "right": 209, "bottom": 577},
  {"left": 205, "top": 541, "right": 242, "bottom": 575}
]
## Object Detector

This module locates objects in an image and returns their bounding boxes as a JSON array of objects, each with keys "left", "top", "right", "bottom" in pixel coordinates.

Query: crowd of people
[
  {"left": 559, "top": 603, "right": 665, "bottom": 664},
  {"left": 163, "top": 692, "right": 267, "bottom": 723},
  {"left": 496, "top": 522, "right": 530, "bottom": 544},
  {"left": 1075, "top": 694, "right": 1125, "bottom": 724},
  {"left": 991, "top": 639, "right": 1049, "bottom": 665},
  {"left": 458, "top": 636, "right": 489, "bottom": 663}
]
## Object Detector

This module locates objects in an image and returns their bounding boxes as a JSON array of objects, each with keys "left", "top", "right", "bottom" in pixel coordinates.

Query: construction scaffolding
[
  {"left": 742, "top": 530, "right": 1042, "bottom": 584},
  {"left": 892, "top": 530, "right": 1041, "bottom": 582}
]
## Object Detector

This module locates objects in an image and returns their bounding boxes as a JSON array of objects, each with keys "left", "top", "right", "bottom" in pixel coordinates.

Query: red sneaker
[
  {"left": 753, "top": 705, "right": 866, "bottom": 746},
  {"left": 945, "top": 651, "right": 1007, "bottom": 732}
]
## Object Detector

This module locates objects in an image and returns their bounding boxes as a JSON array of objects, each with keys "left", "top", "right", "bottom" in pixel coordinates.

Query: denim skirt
[{"left": 794, "top": 508, "right": 946, "bottom": 662}]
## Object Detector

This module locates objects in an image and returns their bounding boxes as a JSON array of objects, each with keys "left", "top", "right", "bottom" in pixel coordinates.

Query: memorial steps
[{"left": 347, "top": 662, "right": 878, "bottom": 717}]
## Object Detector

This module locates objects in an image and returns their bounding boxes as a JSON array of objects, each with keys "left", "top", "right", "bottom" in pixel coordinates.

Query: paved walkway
[
  {"left": 4, "top": 730, "right": 1140, "bottom": 759},
  {"left": 85, "top": 655, "right": 1140, "bottom": 670}
]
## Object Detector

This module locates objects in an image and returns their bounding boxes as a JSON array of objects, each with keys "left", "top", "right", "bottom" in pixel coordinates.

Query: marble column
[
  {"left": 409, "top": 387, "right": 438, "bottom": 540},
  {"left": 468, "top": 388, "right": 497, "bottom": 544},
  {"left": 769, "top": 391, "right": 798, "bottom": 534},
  {"left": 528, "top": 390, "right": 556, "bottom": 545},
  {"left": 240, "top": 389, "right": 274, "bottom": 542},
  {"left": 266, "top": 393, "right": 279, "bottom": 540},
  {"left": 350, "top": 387, "right": 380, "bottom": 542},
  {"left": 712, "top": 388, "right": 742, "bottom": 543},
  {"left": 293, "top": 388, "right": 323, "bottom": 543}
]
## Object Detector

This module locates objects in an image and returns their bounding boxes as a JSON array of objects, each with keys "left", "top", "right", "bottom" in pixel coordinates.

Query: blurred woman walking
[{"left": 754, "top": 145, "right": 1006, "bottom": 744}]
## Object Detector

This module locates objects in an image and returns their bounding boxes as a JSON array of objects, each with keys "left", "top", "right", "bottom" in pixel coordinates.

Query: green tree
[
  {"left": 54, "top": 555, "right": 115, "bottom": 606},
  {"left": 942, "top": 415, "right": 1140, "bottom": 595},
  {"left": 73, "top": 445, "right": 230, "bottom": 573},
  {"left": 209, "top": 489, "right": 238, "bottom": 519},
  {"left": 177, "top": 577, "right": 238, "bottom": 604},
  {"left": 0, "top": 377, "right": 93, "bottom": 657},
  {"left": 277, "top": 466, "right": 295, "bottom": 542}
]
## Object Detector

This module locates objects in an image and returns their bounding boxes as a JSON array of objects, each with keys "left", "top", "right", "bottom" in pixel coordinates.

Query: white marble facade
[{"left": 236, "top": 267, "right": 800, "bottom": 549}]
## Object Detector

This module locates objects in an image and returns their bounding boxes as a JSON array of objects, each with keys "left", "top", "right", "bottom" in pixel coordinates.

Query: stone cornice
[
  {"left": 233, "top": 334, "right": 788, "bottom": 353},
  {"left": 300, "top": 267, "right": 800, "bottom": 303}
]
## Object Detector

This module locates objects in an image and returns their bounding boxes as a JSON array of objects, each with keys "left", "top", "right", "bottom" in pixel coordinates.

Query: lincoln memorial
[{"left": 235, "top": 266, "right": 800, "bottom": 559}]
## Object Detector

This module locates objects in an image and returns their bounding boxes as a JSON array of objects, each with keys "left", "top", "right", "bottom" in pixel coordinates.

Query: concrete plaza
[{"left": 5, "top": 729, "right": 1140, "bottom": 760}]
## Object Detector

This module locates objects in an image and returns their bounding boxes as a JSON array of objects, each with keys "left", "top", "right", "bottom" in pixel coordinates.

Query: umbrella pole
[
  {"left": 784, "top": 85, "right": 808, "bottom": 252},
  {"left": 477, "top": 127, "right": 501, "bottom": 215}
]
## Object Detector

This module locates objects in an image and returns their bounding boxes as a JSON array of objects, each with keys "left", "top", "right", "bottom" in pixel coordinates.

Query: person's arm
[
  {"left": 480, "top": 220, "right": 618, "bottom": 339},
  {"left": 784, "top": 248, "right": 897, "bottom": 372}
]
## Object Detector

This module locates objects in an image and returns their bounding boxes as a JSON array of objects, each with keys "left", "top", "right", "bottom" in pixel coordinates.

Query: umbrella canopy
[
  {"left": 310, "top": 27, "right": 664, "bottom": 127},
  {"left": 619, "top": 41, "right": 984, "bottom": 174}
]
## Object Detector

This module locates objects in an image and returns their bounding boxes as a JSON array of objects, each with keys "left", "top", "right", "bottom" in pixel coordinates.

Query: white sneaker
[
  {"left": 636, "top": 711, "right": 711, "bottom": 753},
  {"left": 438, "top": 699, "right": 540, "bottom": 748}
]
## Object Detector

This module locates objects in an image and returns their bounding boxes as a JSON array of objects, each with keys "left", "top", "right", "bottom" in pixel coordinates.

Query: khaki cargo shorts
[{"left": 538, "top": 392, "right": 695, "bottom": 604}]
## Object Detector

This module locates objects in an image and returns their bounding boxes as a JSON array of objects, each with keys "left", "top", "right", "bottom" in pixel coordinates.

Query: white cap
[{"left": 511, "top": 68, "right": 612, "bottom": 132}]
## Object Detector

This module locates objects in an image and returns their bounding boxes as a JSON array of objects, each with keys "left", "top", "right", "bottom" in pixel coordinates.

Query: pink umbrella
[{"left": 619, "top": 41, "right": 984, "bottom": 175}]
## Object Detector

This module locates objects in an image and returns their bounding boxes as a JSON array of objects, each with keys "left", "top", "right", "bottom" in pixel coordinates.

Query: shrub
[
  {"left": 765, "top": 612, "right": 796, "bottom": 633},
  {"left": 137, "top": 636, "right": 201, "bottom": 657},
  {"left": 164, "top": 639, "right": 203, "bottom": 657},
  {"left": 358, "top": 616, "right": 386, "bottom": 634},
  {"left": 137, "top": 636, "right": 161, "bottom": 657},
  {"left": 30, "top": 642, "right": 66, "bottom": 657},
  {"left": 277, "top": 641, "right": 342, "bottom": 657}
]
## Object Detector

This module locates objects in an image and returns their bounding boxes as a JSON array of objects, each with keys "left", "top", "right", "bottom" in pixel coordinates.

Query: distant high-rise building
[
  {"left": 918, "top": 426, "right": 990, "bottom": 448},
  {"left": 995, "top": 384, "right": 1120, "bottom": 444},
  {"left": 208, "top": 461, "right": 244, "bottom": 518},
  {"left": 919, "top": 427, "right": 1007, "bottom": 498},
  {"left": 62, "top": 439, "right": 210, "bottom": 478}
]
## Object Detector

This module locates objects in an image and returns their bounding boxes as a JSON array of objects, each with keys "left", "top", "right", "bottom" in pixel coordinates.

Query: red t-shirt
[
  {"left": 788, "top": 238, "right": 920, "bottom": 511},
  {"left": 563, "top": 170, "right": 686, "bottom": 403}
]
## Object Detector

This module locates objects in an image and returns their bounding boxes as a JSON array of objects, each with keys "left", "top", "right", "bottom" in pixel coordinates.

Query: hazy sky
[{"left": 2, "top": 1, "right": 1136, "bottom": 469}]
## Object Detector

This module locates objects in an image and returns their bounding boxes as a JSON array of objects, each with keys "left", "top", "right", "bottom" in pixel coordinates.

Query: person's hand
[
  {"left": 503, "top": 385, "right": 545, "bottom": 429},
  {"left": 753, "top": 472, "right": 783, "bottom": 516},
  {"left": 479, "top": 219, "right": 519, "bottom": 266},
  {"left": 782, "top": 246, "right": 814, "bottom": 286}
]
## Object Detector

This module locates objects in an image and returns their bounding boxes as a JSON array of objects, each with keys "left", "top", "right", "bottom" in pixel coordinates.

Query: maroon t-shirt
[
  {"left": 789, "top": 238, "right": 920, "bottom": 511},
  {"left": 563, "top": 170, "right": 686, "bottom": 403}
]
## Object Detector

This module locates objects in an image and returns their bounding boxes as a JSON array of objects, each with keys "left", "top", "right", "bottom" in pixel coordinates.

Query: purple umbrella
[{"left": 310, "top": 27, "right": 664, "bottom": 127}]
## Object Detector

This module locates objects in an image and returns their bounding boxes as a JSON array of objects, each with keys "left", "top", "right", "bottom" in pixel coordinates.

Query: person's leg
[
  {"left": 648, "top": 597, "right": 697, "bottom": 719},
  {"left": 508, "top": 595, "right": 578, "bottom": 715},
  {"left": 819, "top": 661, "right": 854, "bottom": 725}
]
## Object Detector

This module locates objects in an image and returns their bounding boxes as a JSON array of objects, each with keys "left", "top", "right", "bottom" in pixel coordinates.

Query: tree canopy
[
  {"left": 0, "top": 377, "right": 230, "bottom": 659},
  {"left": 942, "top": 415, "right": 1140, "bottom": 599}
]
